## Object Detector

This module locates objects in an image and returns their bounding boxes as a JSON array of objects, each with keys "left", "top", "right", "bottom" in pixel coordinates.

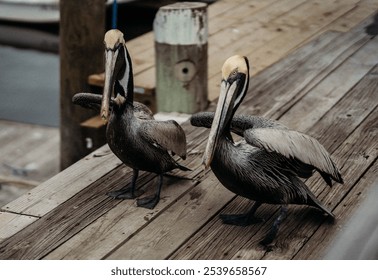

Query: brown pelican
[
  {"left": 191, "top": 55, "right": 343, "bottom": 245},
  {"left": 73, "top": 29, "right": 190, "bottom": 209}
]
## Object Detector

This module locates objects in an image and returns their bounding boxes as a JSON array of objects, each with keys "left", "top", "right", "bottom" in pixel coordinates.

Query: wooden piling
[
  {"left": 154, "top": 2, "right": 208, "bottom": 113},
  {"left": 60, "top": 0, "right": 105, "bottom": 170}
]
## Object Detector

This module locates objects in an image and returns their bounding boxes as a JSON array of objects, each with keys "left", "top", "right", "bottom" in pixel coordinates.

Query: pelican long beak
[
  {"left": 202, "top": 80, "right": 238, "bottom": 169},
  {"left": 101, "top": 49, "right": 118, "bottom": 122}
]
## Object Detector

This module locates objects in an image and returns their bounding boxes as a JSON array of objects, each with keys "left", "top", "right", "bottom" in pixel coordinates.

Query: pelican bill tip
[
  {"left": 101, "top": 112, "right": 108, "bottom": 124},
  {"left": 201, "top": 160, "right": 211, "bottom": 171}
]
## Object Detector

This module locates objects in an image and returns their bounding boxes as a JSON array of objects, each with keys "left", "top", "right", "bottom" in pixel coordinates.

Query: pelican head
[
  {"left": 101, "top": 29, "right": 133, "bottom": 122},
  {"left": 202, "top": 55, "right": 250, "bottom": 168}
]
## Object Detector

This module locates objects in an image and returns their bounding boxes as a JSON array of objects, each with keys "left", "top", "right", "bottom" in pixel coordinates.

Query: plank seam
[
  {"left": 0, "top": 209, "right": 40, "bottom": 219},
  {"left": 102, "top": 178, "right": 202, "bottom": 260},
  {"left": 292, "top": 156, "right": 378, "bottom": 260},
  {"left": 276, "top": 35, "right": 375, "bottom": 122}
]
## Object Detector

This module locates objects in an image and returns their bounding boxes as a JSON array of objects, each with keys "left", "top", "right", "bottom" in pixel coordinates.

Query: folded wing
[
  {"left": 244, "top": 128, "right": 343, "bottom": 184},
  {"left": 139, "top": 120, "right": 187, "bottom": 159}
]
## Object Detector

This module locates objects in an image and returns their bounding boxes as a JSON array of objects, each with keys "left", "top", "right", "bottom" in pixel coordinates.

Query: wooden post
[
  {"left": 60, "top": 0, "right": 105, "bottom": 170},
  {"left": 154, "top": 2, "right": 208, "bottom": 113}
]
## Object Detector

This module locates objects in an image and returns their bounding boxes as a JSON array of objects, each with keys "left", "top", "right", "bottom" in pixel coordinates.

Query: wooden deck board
[
  {"left": 0, "top": 212, "right": 38, "bottom": 243},
  {"left": 1, "top": 145, "right": 121, "bottom": 217},
  {"left": 295, "top": 162, "right": 378, "bottom": 259},
  {"left": 0, "top": 121, "right": 59, "bottom": 207},
  {"left": 278, "top": 36, "right": 378, "bottom": 131},
  {"left": 1, "top": 0, "right": 377, "bottom": 260},
  {"left": 43, "top": 176, "right": 196, "bottom": 260},
  {"left": 106, "top": 173, "right": 234, "bottom": 260}
]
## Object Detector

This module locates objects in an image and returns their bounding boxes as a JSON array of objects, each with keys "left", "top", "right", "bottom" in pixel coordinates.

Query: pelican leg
[
  {"left": 107, "top": 169, "right": 143, "bottom": 199},
  {"left": 260, "top": 205, "right": 288, "bottom": 246},
  {"left": 137, "top": 174, "right": 163, "bottom": 209},
  {"left": 220, "top": 201, "right": 264, "bottom": 226}
]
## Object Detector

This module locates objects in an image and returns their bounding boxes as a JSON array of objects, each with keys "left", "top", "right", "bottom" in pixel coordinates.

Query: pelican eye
[
  {"left": 229, "top": 68, "right": 238, "bottom": 78},
  {"left": 227, "top": 68, "right": 244, "bottom": 84}
]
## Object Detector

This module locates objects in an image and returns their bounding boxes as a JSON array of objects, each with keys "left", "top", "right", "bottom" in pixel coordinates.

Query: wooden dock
[
  {"left": 0, "top": 0, "right": 377, "bottom": 259},
  {"left": 0, "top": 121, "right": 59, "bottom": 206}
]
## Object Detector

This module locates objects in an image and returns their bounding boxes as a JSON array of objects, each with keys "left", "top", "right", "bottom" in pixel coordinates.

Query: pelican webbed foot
[
  {"left": 137, "top": 195, "right": 160, "bottom": 209},
  {"left": 136, "top": 174, "right": 163, "bottom": 209},
  {"left": 220, "top": 201, "right": 263, "bottom": 226}
]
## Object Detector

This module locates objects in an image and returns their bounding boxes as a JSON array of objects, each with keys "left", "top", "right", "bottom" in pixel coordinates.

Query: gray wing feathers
[
  {"left": 244, "top": 128, "right": 342, "bottom": 183},
  {"left": 140, "top": 120, "right": 187, "bottom": 159},
  {"left": 133, "top": 101, "right": 154, "bottom": 120},
  {"left": 190, "top": 112, "right": 287, "bottom": 137},
  {"left": 72, "top": 92, "right": 109, "bottom": 112}
]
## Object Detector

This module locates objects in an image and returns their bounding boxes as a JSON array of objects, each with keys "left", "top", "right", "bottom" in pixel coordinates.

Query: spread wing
[
  {"left": 190, "top": 111, "right": 287, "bottom": 137},
  {"left": 244, "top": 128, "right": 343, "bottom": 184},
  {"left": 139, "top": 120, "right": 187, "bottom": 159},
  {"left": 72, "top": 94, "right": 154, "bottom": 121}
]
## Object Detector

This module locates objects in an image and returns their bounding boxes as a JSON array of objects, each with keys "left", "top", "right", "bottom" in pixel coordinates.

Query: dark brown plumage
[
  {"left": 73, "top": 29, "right": 189, "bottom": 209},
  {"left": 191, "top": 55, "right": 343, "bottom": 245}
]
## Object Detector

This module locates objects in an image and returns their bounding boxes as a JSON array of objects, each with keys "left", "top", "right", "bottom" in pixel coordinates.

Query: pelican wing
[
  {"left": 244, "top": 128, "right": 343, "bottom": 183},
  {"left": 133, "top": 101, "right": 154, "bottom": 120},
  {"left": 139, "top": 120, "right": 187, "bottom": 159},
  {"left": 72, "top": 92, "right": 114, "bottom": 112},
  {"left": 190, "top": 112, "right": 287, "bottom": 136}
]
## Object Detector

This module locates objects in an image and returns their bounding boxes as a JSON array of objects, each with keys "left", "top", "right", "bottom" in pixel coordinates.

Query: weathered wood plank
[
  {"left": 278, "top": 36, "right": 378, "bottom": 131},
  {"left": 263, "top": 108, "right": 378, "bottom": 260},
  {"left": 325, "top": 0, "right": 378, "bottom": 32},
  {"left": 206, "top": 0, "right": 364, "bottom": 100},
  {"left": 0, "top": 121, "right": 59, "bottom": 207},
  {"left": 321, "top": 165, "right": 378, "bottom": 260},
  {"left": 0, "top": 144, "right": 204, "bottom": 259},
  {"left": 0, "top": 212, "right": 38, "bottom": 243},
  {"left": 1, "top": 145, "right": 121, "bottom": 217},
  {"left": 0, "top": 165, "right": 152, "bottom": 259},
  {"left": 0, "top": 121, "right": 59, "bottom": 183},
  {"left": 105, "top": 173, "right": 235, "bottom": 260},
  {"left": 207, "top": 0, "right": 251, "bottom": 19},
  {"left": 239, "top": 18, "right": 373, "bottom": 118},
  {"left": 306, "top": 0, "right": 378, "bottom": 33},
  {"left": 43, "top": 178, "right": 198, "bottom": 259},
  {"left": 207, "top": 0, "right": 310, "bottom": 77}
]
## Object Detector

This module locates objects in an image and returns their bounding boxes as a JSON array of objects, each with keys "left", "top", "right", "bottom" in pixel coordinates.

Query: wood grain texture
[
  {"left": 43, "top": 176, "right": 196, "bottom": 260},
  {"left": 0, "top": 212, "right": 38, "bottom": 242},
  {"left": 106, "top": 173, "right": 234, "bottom": 260},
  {"left": 0, "top": 165, "right": 148, "bottom": 259},
  {"left": 278, "top": 36, "right": 378, "bottom": 131},
  {"left": 1, "top": 145, "right": 121, "bottom": 217},
  {"left": 60, "top": 0, "right": 105, "bottom": 169}
]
